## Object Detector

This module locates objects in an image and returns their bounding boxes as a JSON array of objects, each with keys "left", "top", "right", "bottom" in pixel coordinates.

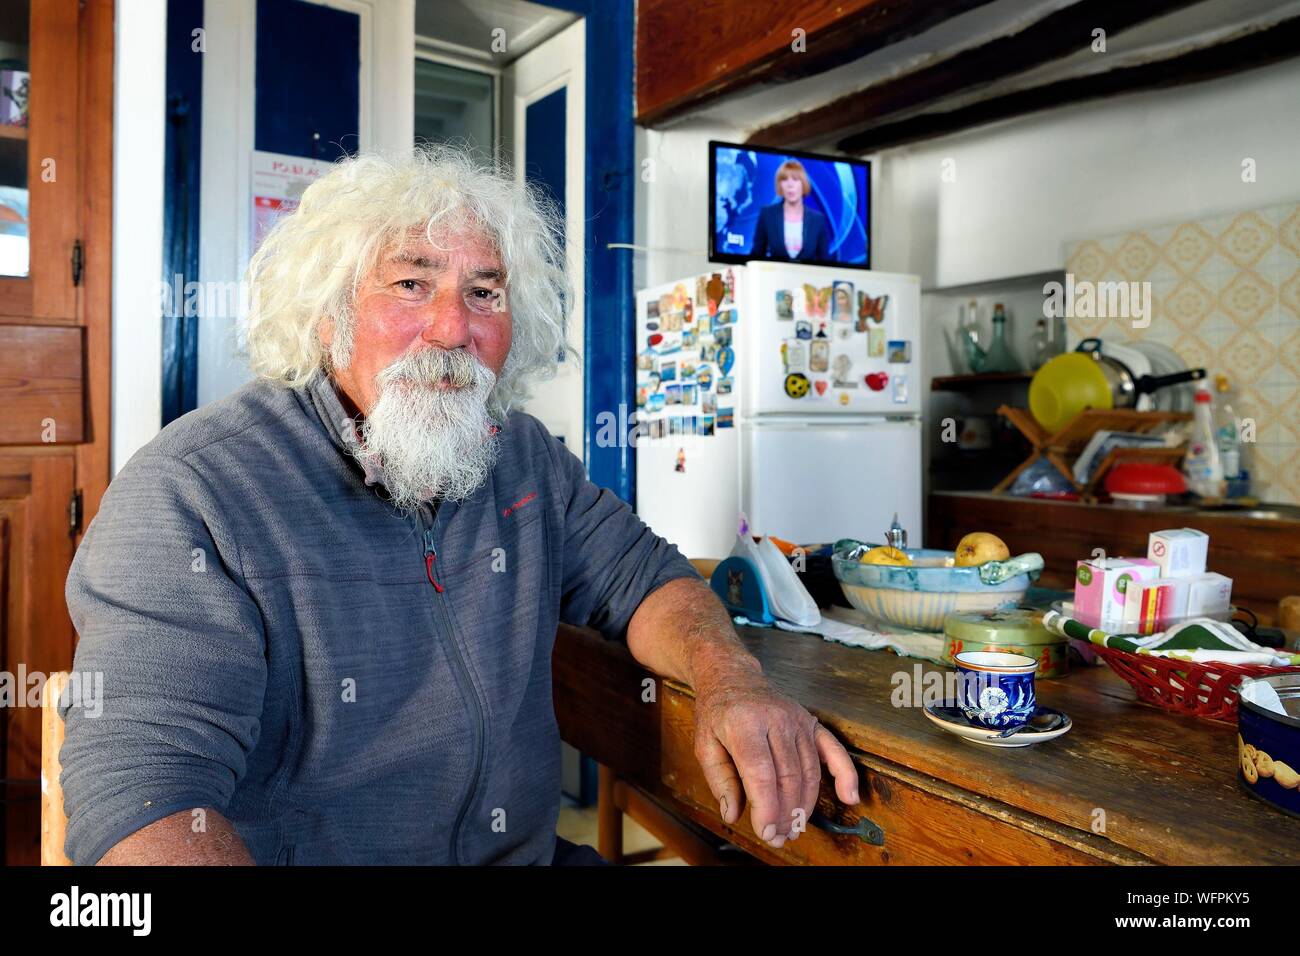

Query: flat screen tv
[{"left": 708, "top": 140, "right": 870, "bottom": 269}]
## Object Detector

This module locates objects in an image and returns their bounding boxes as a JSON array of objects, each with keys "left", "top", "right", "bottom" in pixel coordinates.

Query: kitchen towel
[{"left": 733, "top": 606, "right": 947, "bottom": 664}]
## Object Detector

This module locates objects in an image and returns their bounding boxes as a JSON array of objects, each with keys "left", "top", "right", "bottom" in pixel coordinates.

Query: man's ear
[{"left": 318, "top": 315, "right": 335, "bottom": 350}]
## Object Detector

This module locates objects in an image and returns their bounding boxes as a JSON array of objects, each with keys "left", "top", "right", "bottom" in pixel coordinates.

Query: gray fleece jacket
[{"left": 60, "top": 373, "right": 695, "bottom": 865}]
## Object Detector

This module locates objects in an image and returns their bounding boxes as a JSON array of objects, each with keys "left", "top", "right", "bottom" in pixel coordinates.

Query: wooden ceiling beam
[
  {"left": 835, "top": 14, "right": 1300, "bottom": 153},
  {"left": 745, "top": 0, "right": 1205, "bottom": 149},
  {"left": 635, "top": 0, "right": 997, "bottom": 128}
]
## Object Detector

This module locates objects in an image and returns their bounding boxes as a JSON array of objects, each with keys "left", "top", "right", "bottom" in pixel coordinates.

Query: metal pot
[{"left": 1074, "top": 337, "right": 1205, "bottom": 407}]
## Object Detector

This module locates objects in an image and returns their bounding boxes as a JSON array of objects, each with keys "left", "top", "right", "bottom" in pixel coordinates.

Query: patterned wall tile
[{"left": 1068, "top": 200, "right": 1300, "bottom": 504}]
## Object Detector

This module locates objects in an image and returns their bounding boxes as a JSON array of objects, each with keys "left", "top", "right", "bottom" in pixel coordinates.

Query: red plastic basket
[{"left": 1093, "top": 644, "right": 1300, "bottom": 722}]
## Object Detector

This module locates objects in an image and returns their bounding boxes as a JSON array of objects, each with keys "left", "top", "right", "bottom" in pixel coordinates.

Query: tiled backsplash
[{"left": 1066, "top": 203, "right": 1300, "bottom": 505}]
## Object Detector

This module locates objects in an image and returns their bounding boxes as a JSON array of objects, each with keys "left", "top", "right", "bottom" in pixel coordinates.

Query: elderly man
[{"left": 60, "top": 147, "right": 858, "bottom": 865}]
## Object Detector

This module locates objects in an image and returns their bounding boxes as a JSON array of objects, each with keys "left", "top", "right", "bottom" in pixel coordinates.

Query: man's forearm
[
  {"left": 625, "top": 576, "right": 764, "bottom": 695},
  {"left": 97, "top": 808, "right": 255, "bottom": 865}
]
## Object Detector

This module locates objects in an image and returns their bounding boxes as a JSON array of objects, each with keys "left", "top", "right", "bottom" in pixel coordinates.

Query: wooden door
[{"left": 0, "top": 0, "right": 112, "bottom": 865}]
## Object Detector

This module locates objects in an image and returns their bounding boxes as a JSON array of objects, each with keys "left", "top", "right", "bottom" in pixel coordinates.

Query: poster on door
[{"left": 251, "top": 150, "right": 330, "bottom": 253}]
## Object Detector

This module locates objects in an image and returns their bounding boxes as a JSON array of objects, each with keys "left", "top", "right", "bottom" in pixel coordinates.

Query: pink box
[{"left": 1074, "top": 557, "right": 1160, "bottom": 630}]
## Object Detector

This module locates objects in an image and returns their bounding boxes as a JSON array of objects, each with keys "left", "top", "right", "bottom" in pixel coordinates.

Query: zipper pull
[{"left": 423, "top": 529, "right": 444, "bottom": 593}]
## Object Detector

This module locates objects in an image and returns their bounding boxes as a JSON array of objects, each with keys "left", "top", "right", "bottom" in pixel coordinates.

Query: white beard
[{"left": 351, "top": 348, "right": 501, "bottom": 510}]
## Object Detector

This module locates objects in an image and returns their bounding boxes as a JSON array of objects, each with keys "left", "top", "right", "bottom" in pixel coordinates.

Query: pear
[{"left": 954, "top": 532, "right": 1010, "bottom": 568}]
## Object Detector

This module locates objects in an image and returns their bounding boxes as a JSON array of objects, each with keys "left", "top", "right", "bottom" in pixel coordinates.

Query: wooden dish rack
[{"left": 993, "top": 406, "right": 1191, "bottom": 500}]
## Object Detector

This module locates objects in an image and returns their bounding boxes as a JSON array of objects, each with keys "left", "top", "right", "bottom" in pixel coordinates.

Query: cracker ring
[
  {"left": 1256, "top": 750, "right": 1276, "bottom": 778},
  {"left": 1242, "top": 752, "right": 1259, "bottom": 784}
]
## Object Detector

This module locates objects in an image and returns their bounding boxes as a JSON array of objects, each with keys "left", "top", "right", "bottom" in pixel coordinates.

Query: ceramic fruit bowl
[{"left": 831, "top": 539, "right": 1042, "bottom": 632}]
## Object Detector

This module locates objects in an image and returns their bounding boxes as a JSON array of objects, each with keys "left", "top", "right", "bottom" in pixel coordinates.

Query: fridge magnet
[
  {"left": 832, "top": 281, "right": 855, "bottom": 321},
  {"left": 662, "top": 310, "right": 683, "bottom": 332},
  {"left": 868, "top": 326, "right": 886, "bottom": 358},
  {"left": 647, "top": 300, "right": 660, "bottom": 320},
  {"left": 680, "top": 361, "right": 697, "bottom": 380},
  {"left": 645, "top": 320, "right": 659, "bottom": 332},
  {"left": 706, "top": 273, "right": 725, "bottom": 315},
  {"left": 803, "top": 284, "right": 830, "bottom": 320},
  {"left": 648, "top": 333, "right": 663, "bottom": 348},
  {"left": 666, "top": 384, "right": 682, "bottom": 405},
  {"left": 717, "top": 346, "right": 736, "bottom": 376},
  {"left": 675, "top": 448, "right": 686, "bottom": 473},
  {"left": 810, "top": 339, "right": 830, "bottom": 372},
  {"left": 865, "top": 371, "right": 889, "bottom": 392},
  {"left": 702, "top": 392, "right": 717, "bottom": 414},
  {"left": 839, "top": 392, "right": 850, "bottom": 406},
  {"left": 651, "top": 418, "right": 666, "bottom": 439},
  {"left": 836, "top": 325, "right": 852, "bottom": 341},
  {"left": 887, "top": 339, "right": 912, "bottom": 363},
  {"left": 714, "top": 326, "right": 733, "bottom": 347},
  {"left": 656, "top": 340, "right": 681, "bottom": 357},
  {"left": 893, "top": 373, "right": 909, "bottom": 404},
  {"left": 646, "top": 371, "right": 661, "bottom": 393},
  {"left": 784, "top": 373, "right": 811, "bottom": 399},
  {"left": 683, "top": 300, "right": 694, "bottom": 325},
  {"left": 814, "top": 380, "right": 829, "bottom": 396},
  {"left": 701, "top": 416, "right": 715, "bottom": 436},
  {"left": 782, "top": 339, "right": 808, "bottom": 374},
  {"left": 723, "top": 269, "right": 736, "bottom": 303},
  {"left": 795, "top": 320, "right": 812, "bottom": 340},
  {"left": 816, "top": 321, "right": 829, "bottom": 338},
  {"left": 636, "top": 384, "right": 650, "bottom": 409},
  {"left": 717, "top": 376, "right": 733, "bottom": 396},
  {"left": 636, "top": 351, "right": 653, "bottom": 371},
  {"left": 682, "top": 329, "right": 697, "bottom": 349},
  {"left": 658, "top": 293, "right": 673, "bottom": 317},
  {"left": 684, "top": 415, "right": 698, "bottom": 435},
  {"left": 700, "top": 342, "right": 717, "bottom": 363},
  {"left": 682, "top": 383, "right": 698, "bottom": 405},
  {"left": 857, "top": 292, "right": 888, "bottom": 329},
  {"left": 696, "top": 312, "right": 712, "bottom": 337},
  {"left": 695, "top": 274, "right": 709, "bottom": 308},
  {"left": 647, "top": 393, "right": 665, "bottom": 413},
  {"left": 712, "top": 307, "right": 731, "bottom": 327},
  {"left": 697, "top": 366, "right": 713, "bottom": 391},
  {"left": 776, "top": 289, "right": 794, "bottom": 320},
  {"left": 832, "top": 354, "right": 856, "bottom": 387},
  {"left": 672, "top": 283, "right": 689, "bottom": 311},
  {"left": 660, "top": 361, "right": 676, "bottom": 383},
  {"left": 717, "top": 407, "right": 735, "bottom": 428},
  {"left": 669, "top": 417, "right": 683, "bottom": 436}
]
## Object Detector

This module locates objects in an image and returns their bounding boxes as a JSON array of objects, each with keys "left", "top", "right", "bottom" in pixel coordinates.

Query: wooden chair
[{"left": 41, "top": 671, "right": 72, "bottom": 865}]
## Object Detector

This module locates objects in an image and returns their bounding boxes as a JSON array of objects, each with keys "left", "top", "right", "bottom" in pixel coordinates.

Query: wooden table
[{"left": 554, "top": 623, "right": 1300, "bottom": 865}]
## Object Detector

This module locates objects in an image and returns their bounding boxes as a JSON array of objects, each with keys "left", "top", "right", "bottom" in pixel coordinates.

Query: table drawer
[{"left": 660, "top": 684, "right": 1135, "bottom": 865}]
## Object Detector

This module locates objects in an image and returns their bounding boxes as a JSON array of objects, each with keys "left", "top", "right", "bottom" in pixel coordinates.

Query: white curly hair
[{"left": 242, "top": 145, "right": 574, "bottom": 417}]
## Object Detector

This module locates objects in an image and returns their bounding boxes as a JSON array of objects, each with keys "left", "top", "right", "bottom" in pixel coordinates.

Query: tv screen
[{"left": 709, "top": 140, "right": 870, "bottom": 269}]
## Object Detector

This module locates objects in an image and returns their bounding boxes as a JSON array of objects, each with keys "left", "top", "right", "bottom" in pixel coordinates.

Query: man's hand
[
  {"left": 692, "top": 668, "right": 859, "bottom": 848},
  {"left": 626, "top": 575, "right": 861, "bottom": 849}
]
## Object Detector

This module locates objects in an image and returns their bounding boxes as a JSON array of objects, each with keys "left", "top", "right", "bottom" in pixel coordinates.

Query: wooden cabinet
[{"left": 0, "top": 0, "right": 112, "bottom": 865}]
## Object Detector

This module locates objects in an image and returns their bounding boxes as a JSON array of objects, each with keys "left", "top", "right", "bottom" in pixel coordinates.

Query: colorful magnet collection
[{"left": 638, "top": 271, "right": 736, "bottom": 445}]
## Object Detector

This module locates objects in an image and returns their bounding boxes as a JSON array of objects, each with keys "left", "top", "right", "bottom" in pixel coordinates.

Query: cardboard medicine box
[
  {"left": 1075, "top": 557, "right": 1160, "bottom": 630},
  {"left": 1147, "top": 528, "right": 1209, "bottom": 578}
]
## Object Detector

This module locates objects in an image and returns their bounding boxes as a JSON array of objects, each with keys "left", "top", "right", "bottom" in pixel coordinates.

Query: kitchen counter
[
  {"left": 927, "top": 491, "right": 1300, "bottom": 624},
  {"left": 554, "top": 622, "right": 1300, "bottom": 866}
]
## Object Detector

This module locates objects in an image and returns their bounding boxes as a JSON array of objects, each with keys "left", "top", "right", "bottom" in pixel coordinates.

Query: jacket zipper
[{"left": 421, "top": 512, "right": 486, "bottom": 866}]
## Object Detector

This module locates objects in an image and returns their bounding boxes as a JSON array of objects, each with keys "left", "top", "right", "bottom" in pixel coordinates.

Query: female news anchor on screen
[{"left": 749, "top": 159, "right": 832, "bottom": 262}]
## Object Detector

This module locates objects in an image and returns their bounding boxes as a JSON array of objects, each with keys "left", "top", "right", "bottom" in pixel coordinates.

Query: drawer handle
[{"left": 810, "top": 811, "right": 884, "bottom": 846}]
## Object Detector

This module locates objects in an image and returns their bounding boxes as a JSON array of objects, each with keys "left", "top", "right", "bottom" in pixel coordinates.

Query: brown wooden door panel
[
  {"left": 0, "top": 451, "right": 75, "bottom": 865},
  {"left": 0, "top": 324, "right": 84, "bottom": 444},
  {"left": 0, "top": 0, "right": 81, "bottom": 322}
]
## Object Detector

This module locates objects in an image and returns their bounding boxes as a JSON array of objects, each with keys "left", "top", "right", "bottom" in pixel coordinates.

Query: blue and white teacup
[{"left": 954, "top": 651, "right": 1038, "bottom": 730}]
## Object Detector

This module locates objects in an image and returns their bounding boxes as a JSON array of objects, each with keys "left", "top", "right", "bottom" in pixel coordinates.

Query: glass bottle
[
  {"left": 1030, "top": 318, "right": 1053, "bottom": 369},
  {"left": 980, "top": 303, "right": 1021, "bottom": 373}
]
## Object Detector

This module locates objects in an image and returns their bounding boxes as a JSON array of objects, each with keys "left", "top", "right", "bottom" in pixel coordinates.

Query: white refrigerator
[{"left": 634, "top": 261, "right": 923, "bottom": 560}]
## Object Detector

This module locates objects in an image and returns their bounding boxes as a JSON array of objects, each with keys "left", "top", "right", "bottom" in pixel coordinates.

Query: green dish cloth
[{"left": 1042, "top": 610, "right": 1300, "bottom": 667}]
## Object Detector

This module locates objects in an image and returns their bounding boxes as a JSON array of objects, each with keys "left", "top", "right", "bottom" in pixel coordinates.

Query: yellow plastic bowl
[{"left": 1029, "top": 352, "right": 1112, "bottom": 433}]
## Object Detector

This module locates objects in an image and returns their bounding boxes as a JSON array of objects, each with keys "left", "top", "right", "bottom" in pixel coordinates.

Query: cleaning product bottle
[
  {"left": 1214, "top": 374, "right": 1241, "bottom": 481},
  {"left": 1184, "top": 384, "right": 1226, "bottom": 498}
]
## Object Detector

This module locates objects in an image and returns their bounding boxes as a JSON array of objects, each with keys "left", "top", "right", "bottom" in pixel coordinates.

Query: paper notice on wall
[{"left": 251, "top": 150, "right": 330, "bottom": 253}]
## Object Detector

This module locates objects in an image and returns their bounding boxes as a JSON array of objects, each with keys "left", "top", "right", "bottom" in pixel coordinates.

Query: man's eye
[{"left": 396, "top": 279, "right": 424, "bottom": 292}]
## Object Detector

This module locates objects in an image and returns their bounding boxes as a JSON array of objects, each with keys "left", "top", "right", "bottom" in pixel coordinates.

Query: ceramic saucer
[{"left": 923, "top": 702, "right": 1072, "bottom": 748}]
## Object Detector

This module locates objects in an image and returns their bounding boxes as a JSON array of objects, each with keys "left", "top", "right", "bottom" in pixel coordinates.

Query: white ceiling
[{"left": 414, "top": 0, "right": 577, "bottom": 65}]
